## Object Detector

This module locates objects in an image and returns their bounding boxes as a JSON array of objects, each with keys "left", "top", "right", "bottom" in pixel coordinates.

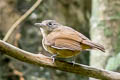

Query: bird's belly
[{"left": 44, "top": 45, "right": 80, "bottom": 58}]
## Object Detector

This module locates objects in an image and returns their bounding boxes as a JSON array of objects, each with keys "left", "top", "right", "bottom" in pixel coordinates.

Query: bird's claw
[{"left": 51, "top": 54, "right": 57, "bottom": 63}]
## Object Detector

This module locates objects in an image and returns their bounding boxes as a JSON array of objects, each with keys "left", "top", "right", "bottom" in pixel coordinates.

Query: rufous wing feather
[{"left": 51, "top": 38, "right": 82, "bottom": 51}]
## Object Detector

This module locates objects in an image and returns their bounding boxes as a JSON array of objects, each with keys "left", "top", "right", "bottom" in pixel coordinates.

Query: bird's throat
[
  {"left": 40, "top": 28, "right": 47, "bottom": 38},
  {"left": 40, "top": 28, "right": 52, "bottom": 40}
]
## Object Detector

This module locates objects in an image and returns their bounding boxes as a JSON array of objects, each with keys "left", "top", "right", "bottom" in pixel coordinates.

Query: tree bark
[{"left": 90, "top": 0, "right": 120, "bottom": 79}]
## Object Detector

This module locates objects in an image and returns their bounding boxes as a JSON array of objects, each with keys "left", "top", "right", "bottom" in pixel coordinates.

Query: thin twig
[
  {"left": 3, "top": 0, "right": 42, "bottom": 41},
  {"left": 0, "top": 40, "right": 120, "bottom": 80}
]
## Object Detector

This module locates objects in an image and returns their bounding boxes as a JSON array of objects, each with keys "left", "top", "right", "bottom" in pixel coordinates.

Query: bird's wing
[
  {"left": 51, "top": 38, "right": 81, "bottom": 51},
  {"left": 44, "top": 26, "right": 90, "bottom": 50},
  {"left": 46, "top": 26, "right": 90, "bottom": 43},
  {"left": 45, "top": 26, "right": 105, "bottom": 52}
]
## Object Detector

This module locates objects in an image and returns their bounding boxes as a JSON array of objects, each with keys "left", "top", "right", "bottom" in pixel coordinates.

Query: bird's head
[{"left": 35, "top": 20, "right": 61, "bottom": 34}]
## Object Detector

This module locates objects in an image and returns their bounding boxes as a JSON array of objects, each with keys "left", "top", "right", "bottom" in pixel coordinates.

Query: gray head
[{"left": 35, "top": 20, "right": 61, "bottom": 33}]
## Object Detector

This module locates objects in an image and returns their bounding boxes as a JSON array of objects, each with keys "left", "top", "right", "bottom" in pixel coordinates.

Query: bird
[{"left": 35, "top": 20, "right": 105, "bottom": 62}]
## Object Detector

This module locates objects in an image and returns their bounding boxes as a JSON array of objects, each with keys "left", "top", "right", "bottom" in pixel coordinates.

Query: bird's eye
[{"left": 48, "top": 22, "right": 52, "bottom": 26}]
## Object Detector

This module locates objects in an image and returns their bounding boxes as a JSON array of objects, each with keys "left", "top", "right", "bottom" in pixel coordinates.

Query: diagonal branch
[
  {"left": 0, "top": 40, "right": 120, "bottom": 80},
  {"left": 3, "top": 0, "right": 42, "bottom": 42}
]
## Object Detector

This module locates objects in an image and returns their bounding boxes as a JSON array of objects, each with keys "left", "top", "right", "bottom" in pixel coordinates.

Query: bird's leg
[
  {"left": 51, "top": 54, "right": 57, "bottom": 63},
  {"left": 72, "top": 56, "right": 77, "bottom": 66}
]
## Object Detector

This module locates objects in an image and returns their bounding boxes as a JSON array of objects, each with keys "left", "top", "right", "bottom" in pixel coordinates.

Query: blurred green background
[{"left": 0, "top": 0, "right": 120, "bottom": 80}]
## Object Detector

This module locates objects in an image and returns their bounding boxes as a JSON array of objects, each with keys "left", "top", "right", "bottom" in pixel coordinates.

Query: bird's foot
[
  {"left": 72, "top": 56, "right": 77, "bottom": 66},
  {"left": 72, "top": 61, "right": 76, "bottom": 66},
  {"left": 51, "top": 54, "right": 57, "bottom": 63}
]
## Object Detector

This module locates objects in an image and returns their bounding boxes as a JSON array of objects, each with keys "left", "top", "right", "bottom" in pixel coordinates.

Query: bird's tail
[{"left": 82, "top": 40, "right": 105, "bottom": 52}]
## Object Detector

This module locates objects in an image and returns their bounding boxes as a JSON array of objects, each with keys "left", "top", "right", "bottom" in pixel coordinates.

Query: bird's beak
[{"left": 34, "top": 23, "right": 45, "bottom": 28}]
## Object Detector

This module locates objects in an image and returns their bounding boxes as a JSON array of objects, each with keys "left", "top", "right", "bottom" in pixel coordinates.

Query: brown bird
[{"left": 35, "top": 20, "right": 105, "bottom": 62}]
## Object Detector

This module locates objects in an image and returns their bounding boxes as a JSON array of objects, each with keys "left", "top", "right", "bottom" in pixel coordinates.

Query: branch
[
  {"left": 3, "top": 0, "right": 42, "bottom": 41},
  {"left": 0, "top": 40, "right": 120, "bottom": 80}
]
